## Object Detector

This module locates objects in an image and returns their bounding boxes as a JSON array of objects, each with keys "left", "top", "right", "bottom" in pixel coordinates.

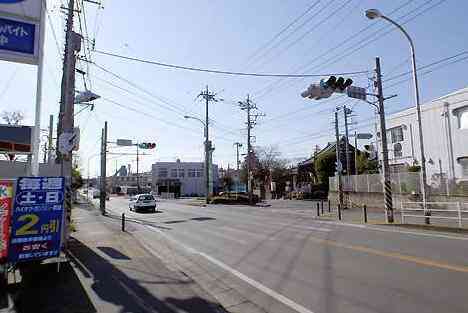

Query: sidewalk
[{"left": 67, "top": 201, "right": 227, "bottom": 313}]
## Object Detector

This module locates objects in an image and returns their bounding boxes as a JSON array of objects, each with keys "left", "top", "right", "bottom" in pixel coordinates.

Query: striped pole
[{"left": 384, "top": 180, "right": 394, "bottom": 223}]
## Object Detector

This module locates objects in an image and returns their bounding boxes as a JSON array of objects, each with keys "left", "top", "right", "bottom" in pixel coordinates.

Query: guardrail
[{"left": 401, "top": 202, "right": 468, "bottom": 228}]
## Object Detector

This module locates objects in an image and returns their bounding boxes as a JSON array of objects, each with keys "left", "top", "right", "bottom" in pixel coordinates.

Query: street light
[
  {"left": 365, "top": 8, "right": 428, "bottom": 218},
  {"left": 184, "top": 114, "right": 210, "bottom": 204}
]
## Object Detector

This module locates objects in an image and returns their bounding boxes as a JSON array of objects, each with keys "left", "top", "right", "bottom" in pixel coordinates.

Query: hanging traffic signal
[
  {"left": 322, "top": 76, "right": 353, "bottom": 91},
  {"left": 138, "top": 142, "right": 156, "bottom": 149}
]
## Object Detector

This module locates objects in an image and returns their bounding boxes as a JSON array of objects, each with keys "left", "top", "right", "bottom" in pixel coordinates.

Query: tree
[
  {"left": 72, "top": 167, "right": 84, "bottom": 191},
  {"left": 314, "top": 151, "right": 336, "bottom": 189},
  {"left": 356, "top": 152, "right": 379, "bottom": 174},
  {"left": 221, "top": 175, "right": 233, "bottom": 192},
  {"left": 1, "top": 110, "right": 25, "bottom": 161},
  {"left": 1, "top": 111, "right": 24, "bottom": 125}
]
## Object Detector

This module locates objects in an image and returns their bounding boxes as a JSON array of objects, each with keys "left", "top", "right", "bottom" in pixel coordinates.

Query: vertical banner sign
[
  {"left": 0, "top": 180, "right": 13, "bottom": 261},
  {"left": 0, "top": 0, "right": 43, "bottom": 65},
  {"left": 8, "top": 177, "right": 65, "bottom": 262}
]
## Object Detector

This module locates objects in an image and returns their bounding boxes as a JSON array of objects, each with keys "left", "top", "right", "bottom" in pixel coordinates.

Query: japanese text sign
[
  {"left": 8, "top": 177, "right": 64, "bottom": 263},
  {"left": 0, "top": 0, "right": 43, "bottom": 65},
  {"left": 0, "top": 180, "right": 13, "bottom": 261}
]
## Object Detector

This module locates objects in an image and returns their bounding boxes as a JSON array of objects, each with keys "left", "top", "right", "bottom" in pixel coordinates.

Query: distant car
[{"left": 129, "top": 194, "right": 157, "bottom": 213}]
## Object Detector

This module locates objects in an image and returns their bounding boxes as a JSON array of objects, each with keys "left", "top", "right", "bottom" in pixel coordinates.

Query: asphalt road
[{"left": 99, "top": 197, "right": 468, "bottom": 313}]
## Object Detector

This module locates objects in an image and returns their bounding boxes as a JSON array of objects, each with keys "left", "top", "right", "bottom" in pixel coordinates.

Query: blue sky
[{"left": 1, "top": 0, "right": 467, "bottom": 177}]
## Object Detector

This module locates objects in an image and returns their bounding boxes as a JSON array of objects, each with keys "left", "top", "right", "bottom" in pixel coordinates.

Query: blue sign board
[
  {"left": 0, "top": 17, "right": 35, "bottom": 55},
  {"left": 8, "top": 177, "right": 65, "bottom": 263}
]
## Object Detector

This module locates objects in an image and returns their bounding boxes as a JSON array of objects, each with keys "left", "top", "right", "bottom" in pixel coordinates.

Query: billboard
[
  {"left": 0, "top": 0, "right": 43, "bottom": 65},
  {"left": 0, "top": 124, "right": 32, "bottom": 153},
  {"left": 0, "top": 180, "right": 13, "bottom": 261},
  {"left": 8, "top": 177, "right": 65, "bottom": 263}
]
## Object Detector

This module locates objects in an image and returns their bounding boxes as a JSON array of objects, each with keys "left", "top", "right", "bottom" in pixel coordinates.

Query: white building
[
  {"left": 152, "top": 160, "right": 219, "bottom": 197},
  {"left": 379, "top": 86, "right": 468, "bottom": 183}
]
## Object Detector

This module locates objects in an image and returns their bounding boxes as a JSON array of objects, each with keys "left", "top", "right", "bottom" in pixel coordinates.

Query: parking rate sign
[
  {"left": 0, "top": 180, "right": 13, "bottom": 261},
  {"left": 8, "top": 177, "right": 65, "bottom": 263}
]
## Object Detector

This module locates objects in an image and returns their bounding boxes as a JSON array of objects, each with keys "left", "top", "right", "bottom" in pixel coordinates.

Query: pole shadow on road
[{"left": 67, "top": 237, "right": 225, "bottom": 313}]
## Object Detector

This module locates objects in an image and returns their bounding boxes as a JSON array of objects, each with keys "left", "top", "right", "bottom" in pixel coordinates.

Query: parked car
[
  {"left": 129, "top": 194, "right": 157, "bottom": 213},
  {"left": 90, "top": 189, "right": 109, "bottom": 200}
]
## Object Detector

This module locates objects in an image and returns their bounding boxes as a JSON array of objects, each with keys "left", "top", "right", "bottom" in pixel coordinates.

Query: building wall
[
  {"left": 378, "top": 87, "right": 468, "bottom": 182},
  {"left": 152, "top": 161, "right": 219, "bottom": 196}
]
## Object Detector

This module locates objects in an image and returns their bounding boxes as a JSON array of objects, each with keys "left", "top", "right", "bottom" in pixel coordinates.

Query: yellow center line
[{"left": 308, "top": 237, "right": 468, "bottom": 273}]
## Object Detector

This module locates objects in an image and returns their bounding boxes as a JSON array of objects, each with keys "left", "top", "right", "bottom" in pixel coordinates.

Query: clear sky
[{"left": 1, "top": 0, "right": 467, "bottom": 177}]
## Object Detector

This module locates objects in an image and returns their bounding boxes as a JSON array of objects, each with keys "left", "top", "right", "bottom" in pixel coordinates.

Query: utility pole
[
  {"left": 354, "top": 131, "right": 358, "bottom": 176},
  {"left": 48, "top": 114, "right": 54, "bottom": 164},
  {"left": 136, "top": 143, "right": 140, "bottom": 193},
  {"left": 100, "top": 121, "right": 107, "bottom": 215},
  {"left": 234, "top": 142, "right": 243, "bottom": 199},
  {"left": 56, "top": 0, "right": 80, "bottom": 244},
  {"left": 343, "top": 105, "right": 351, "bottom": 176},
  {"left": 375, "top": 57, "right": 394, "bottom": 223},
  {"left": 234, "top": 142, "right": 242, "bottom": 171},
  {"left": 239, "top": 95, "right": 264, "bottom": 204},
  {"left": 335, "top": 110, "right": 344, "bottom": 209},
  {"left": 199, "top": 86, "right": 219, "bottom": 203}
]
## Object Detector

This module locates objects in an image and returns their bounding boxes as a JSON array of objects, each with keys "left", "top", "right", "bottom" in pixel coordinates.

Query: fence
[
  {"left": 401, "top": 202, "right": 468, "bottom": 228},
  {"left": 330, "top": 173, "right": 467, "bottom": 196}
]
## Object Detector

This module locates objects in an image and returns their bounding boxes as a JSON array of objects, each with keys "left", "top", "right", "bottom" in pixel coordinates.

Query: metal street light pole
[
  {"left": 366, "top": 8, "right": 428, "bottom": 218},
  {"left": 184, "top": 115, "right": 208, "bottom": 203}
]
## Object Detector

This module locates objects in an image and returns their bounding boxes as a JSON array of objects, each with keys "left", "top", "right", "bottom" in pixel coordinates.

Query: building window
[
  {"left": 390, "top": 126, "right": 404, "bottom": 143},
  {"left": 393, "top": 142, "right": 403, "bottom": 158},
  {"left": 459, "top": 158, "right": 468, "bottom": 178},
  {"left": 188, "top": 169, "right": 195, "bottom": 177},
  {"left": 457, "top": 108, "right": 468, "bottom": 129},
  {"left": 196, "top": 169, "right": 203, "bottom": 177},
  {"left": 178, "top": 169, "right": 185, "bottom": 177},
  {"left": 171, "top": 169, "right": 178, "bottom": 178},
  {"left": 158, "top": 168, "right": 168, "bottom": 178}
]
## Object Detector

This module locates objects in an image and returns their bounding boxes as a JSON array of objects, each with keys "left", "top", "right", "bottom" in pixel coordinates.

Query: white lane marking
[
  {"left": 144, "top": 225, "right": 315, "bottom": 313},
  {"left": 290, "top": 225, "right": 332, "bottom": 232}
]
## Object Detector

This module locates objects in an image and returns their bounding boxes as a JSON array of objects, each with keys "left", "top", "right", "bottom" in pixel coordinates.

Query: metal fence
[
  {"left": 401, "top": 202, "right": 468, "bottom": 228},
  {"left": 330, "top": 173, "right": 468, "bottom": 196}
]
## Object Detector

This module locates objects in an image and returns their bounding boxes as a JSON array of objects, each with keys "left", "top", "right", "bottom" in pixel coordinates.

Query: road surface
[{"left": 97, "top": 197, "right": 468, "bottom": 313}]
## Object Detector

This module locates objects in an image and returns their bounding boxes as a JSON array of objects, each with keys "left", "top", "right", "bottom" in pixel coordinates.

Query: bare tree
[{"left": 1, "top": 110, "right": 24, "bottom": 125}]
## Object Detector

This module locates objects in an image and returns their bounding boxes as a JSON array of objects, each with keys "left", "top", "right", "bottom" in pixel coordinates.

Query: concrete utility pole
[
  {"left": 136, "top": 143, "right": 140, "bottom": 193},
  {"left": 354, "top": 131, "right": 358, "bottom": 176},
  {"left": 375, "top": 57, "right": 394, "bottom": 223},
  {"left": 239, "top": 96, "right": 264, "bottom": 204},
  {"left": 234, "top": 142, "right": 242, "bottom": 171},
  {"left": 56, "top": 0, "right": 80, "bottom": 243},
  {"left": 100, "top": 121, "right": 107, "bottom": 215},
  {"left": 198, "top": 86, "right": 218, "bottom": 203},
  {"left": 335, "top": 110, "right": 344, "bottom": 209},
  {"left": 343, "top": 105, "right": 351, "bottom": 176}
]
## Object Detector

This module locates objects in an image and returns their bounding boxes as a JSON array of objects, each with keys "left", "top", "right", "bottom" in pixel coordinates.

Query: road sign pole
[{"left": 30, "top": 3, "right": 46, "bottom": 176}]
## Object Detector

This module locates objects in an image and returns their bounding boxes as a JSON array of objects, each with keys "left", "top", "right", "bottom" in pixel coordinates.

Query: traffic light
[
  {"left": 138, "top": 142, "right": 156, "bottom": 149},
  {"left": 301, "top": 76, "right": 353, "bottom": 100},
  {"left": 322, "top": 76, "right": 353, "bottom": 92}
]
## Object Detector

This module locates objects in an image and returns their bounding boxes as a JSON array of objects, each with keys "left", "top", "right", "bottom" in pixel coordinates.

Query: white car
[{"left": 129, "top": 194, "right": 157, "bottom": 213}]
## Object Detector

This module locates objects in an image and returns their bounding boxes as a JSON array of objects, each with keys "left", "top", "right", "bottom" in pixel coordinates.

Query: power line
[
  {"left": 252, "top": 0, "right": 424, "bottom": 99},
  {"left": 243, "top": 0, "right": 322, "bottom": 66},
  {"left": 93, "top": 50, "right": 368, "bottom": 78},
  {"left": 254, "top": 0, "right": 355, "bottom": 70},
  {"left": 247, "top": 0, "right": 335, "bottom": 69},
  {"left": 384, "top": 50, "right": 468, "bottom": 82}
]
